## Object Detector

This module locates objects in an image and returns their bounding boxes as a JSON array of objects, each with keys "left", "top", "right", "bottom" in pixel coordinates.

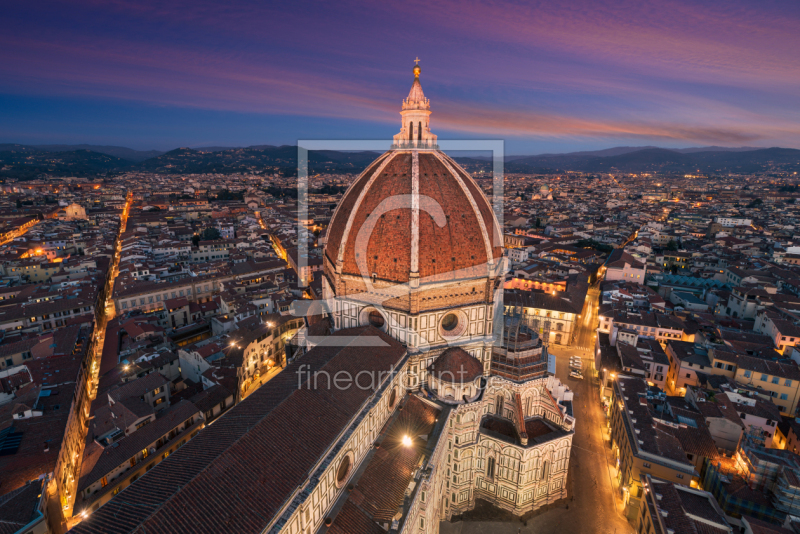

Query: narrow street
[
  {"left": 87, "top": 191, "right": 131, "bottom": 396},
  {"left": 61, "top": 193, "right": 131, "bottom": 533},
  {"left": 540, "top": 345, "right": 633, "bottom": 534},
  {"left": 573, "top": 284, "right": 601, "bottom": 351}
]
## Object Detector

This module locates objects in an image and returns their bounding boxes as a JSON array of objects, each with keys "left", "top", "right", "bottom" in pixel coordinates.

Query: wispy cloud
[
  {"left": 435, "top": 103, "right": 779, "bottom": 144},
  {"left": 1, "top": 0, "right": 798, "bottom": 148}
]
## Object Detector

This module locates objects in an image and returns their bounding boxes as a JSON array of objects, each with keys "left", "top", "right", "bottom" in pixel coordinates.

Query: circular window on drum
[
  {"left": 388, "top": 388, "right": 398, "bottom": 409},
  {"left": 441, "top": 313, "right": 458, "bottom": 331},
  {"left": 438, "top": 310, "right": 468, "bottom": 339},
  {"left": 368, "top": 310, "right": 385, "bottom": 328},
  {"left": 336, "top": 453, "right": 353, "bottom": 488}
]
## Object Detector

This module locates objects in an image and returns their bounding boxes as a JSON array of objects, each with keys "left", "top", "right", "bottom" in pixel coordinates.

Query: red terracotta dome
[
  {"left": 324, "top": 150, "right": 502, "bottom": 285},
  {"left": 324, "top": 63, "right": 501, "bottom": 290},
  {"left": 427, "top": 347, "right": 484, "bottom": 383}
]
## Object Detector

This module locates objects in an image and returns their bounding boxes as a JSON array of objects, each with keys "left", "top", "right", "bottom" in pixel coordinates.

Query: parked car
[{"left": 570, "top": 370, "right": 583, "bottom": 379}]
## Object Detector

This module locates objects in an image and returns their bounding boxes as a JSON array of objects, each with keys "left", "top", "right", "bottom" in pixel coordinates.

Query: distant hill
[
  {"left": 0, "top": 148, "right": 133, "bottom": 179},
  {"left": 0, "top": 144, "right": 164, "bottom": 162},
  {"left": 0, "top": 143, "right": 797, "bottom": 179},
  {"left": 504, "top": 147, "right": 800, "bottom": 174},
  {"left": 468, "top": 145, "right": 762, "bottom": 161},
  {"left": 192, "top": 146, "right": 246, "bottom": 153},
  {"left": 131, "top": 146, "right": 381, "bottom": 175},
  {"left": 673, "top": 146, "right": 761, "bottom": 154}
]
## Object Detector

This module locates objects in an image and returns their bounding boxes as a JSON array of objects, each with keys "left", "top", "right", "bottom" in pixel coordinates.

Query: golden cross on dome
[{"left": 414, "top": 57, "right": 420, "bottom": 65}]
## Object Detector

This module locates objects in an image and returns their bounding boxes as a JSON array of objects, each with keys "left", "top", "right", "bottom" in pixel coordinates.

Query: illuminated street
[
  {"left": 574, "top": 285, "right": 601, "bottom": 351},
  {"left": 86, "top": 192, "right": 131, "bottom": 400}
]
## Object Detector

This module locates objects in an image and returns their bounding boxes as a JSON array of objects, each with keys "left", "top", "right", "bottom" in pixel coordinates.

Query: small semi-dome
[{"left": 428, "top": 347, "right": 484, "bottom": 383}]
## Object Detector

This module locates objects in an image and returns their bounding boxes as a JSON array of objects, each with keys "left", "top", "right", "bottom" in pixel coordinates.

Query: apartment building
[
  {"left": 76, "top": 401, "right": 203, "bottom": 515},
  {"left": 113, "top": 275, "right": 222, "bottom": 314},
  {"left": 601, "top": 310, "right": 690, "bottom": 348},
  {"left": 609, "top": 376, "right": 696, "bottom": 521},
  {"left": 734, "top": 356, "right": 800, "bottom": 415},
  {"left": 637, "top": 474, "right": 732, "bottom": 534},
  {"left": 755, "top": 307, "right": 800, "bottom": 354},
  {"left": 605, "top": 249, "right": 647, "bottom": 285}
]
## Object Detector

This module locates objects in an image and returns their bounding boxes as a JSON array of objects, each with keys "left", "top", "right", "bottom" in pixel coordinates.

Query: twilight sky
[{"left": 1, "top": 0, "right": 799, "bottom": 154}]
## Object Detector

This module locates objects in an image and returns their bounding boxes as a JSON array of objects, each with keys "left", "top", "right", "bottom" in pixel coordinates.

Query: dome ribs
[
  {"left": 418, "top": 153, "right": 486, "bottom": 282},
  {"left": 325, "top": 151, "right": 394, "bottom": 266},
  {"left": 341, "top": 153, "right": 412, "bottom": 283},
  {"left": 448, "top": 161, "right": 503, "bottom": 259}
]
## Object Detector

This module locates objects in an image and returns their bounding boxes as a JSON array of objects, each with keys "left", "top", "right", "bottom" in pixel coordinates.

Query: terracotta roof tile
[{"left": 70, "top": 326, "right": 406, "bottom": 534}]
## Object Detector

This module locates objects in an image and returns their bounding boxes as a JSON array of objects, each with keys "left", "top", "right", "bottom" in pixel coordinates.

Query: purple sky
[{"left": 2, "top": 0, "right": 799, "bottom": 153}]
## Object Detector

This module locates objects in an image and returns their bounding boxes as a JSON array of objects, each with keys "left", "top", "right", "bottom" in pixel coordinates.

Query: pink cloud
[{"left": 2, "top": 0, "right": 799, "bottom": 147}]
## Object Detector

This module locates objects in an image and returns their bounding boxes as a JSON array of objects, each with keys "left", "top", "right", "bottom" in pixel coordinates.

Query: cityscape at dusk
[{"left": 1, "top": 2, "right": 800, "bottom": 534}]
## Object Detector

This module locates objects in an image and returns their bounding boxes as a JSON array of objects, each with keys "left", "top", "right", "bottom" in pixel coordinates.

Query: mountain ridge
[{"left": 1, "top": 144, "right": 798, "bottom": 179}]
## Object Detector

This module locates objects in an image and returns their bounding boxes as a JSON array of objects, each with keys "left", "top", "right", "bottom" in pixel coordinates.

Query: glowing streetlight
[{"left": 402, "top": 435, "right": 413, "bottom": 447}]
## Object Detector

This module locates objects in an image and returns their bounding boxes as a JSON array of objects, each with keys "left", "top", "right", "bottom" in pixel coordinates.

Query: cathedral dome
[
  {"left": 324, "top": 62, "right": 502, "bottom": 288},
  {"left": 324, "top": 150, "right": 502, "bottom": 285},
  {"left": 427, "top": 347, "right": 484, "bottom": 383}
]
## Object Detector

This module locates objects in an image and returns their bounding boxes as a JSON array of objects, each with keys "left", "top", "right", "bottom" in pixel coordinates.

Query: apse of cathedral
[{"left": 71, "top": 63, "right": 575, "bottom": 534}]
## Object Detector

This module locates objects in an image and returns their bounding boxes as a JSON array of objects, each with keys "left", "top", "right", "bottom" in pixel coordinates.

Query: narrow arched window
[
  {"left": 418, "top": 121, "right": 422, "bottom": 141},
  {"left": 409, "top": 122, "right": 414, "bottom": 141}
]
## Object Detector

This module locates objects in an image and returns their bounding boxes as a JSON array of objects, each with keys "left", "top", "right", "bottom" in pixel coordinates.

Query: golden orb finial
[{"left": 413, "top": 57, "right": 421, "bottom": 78}]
